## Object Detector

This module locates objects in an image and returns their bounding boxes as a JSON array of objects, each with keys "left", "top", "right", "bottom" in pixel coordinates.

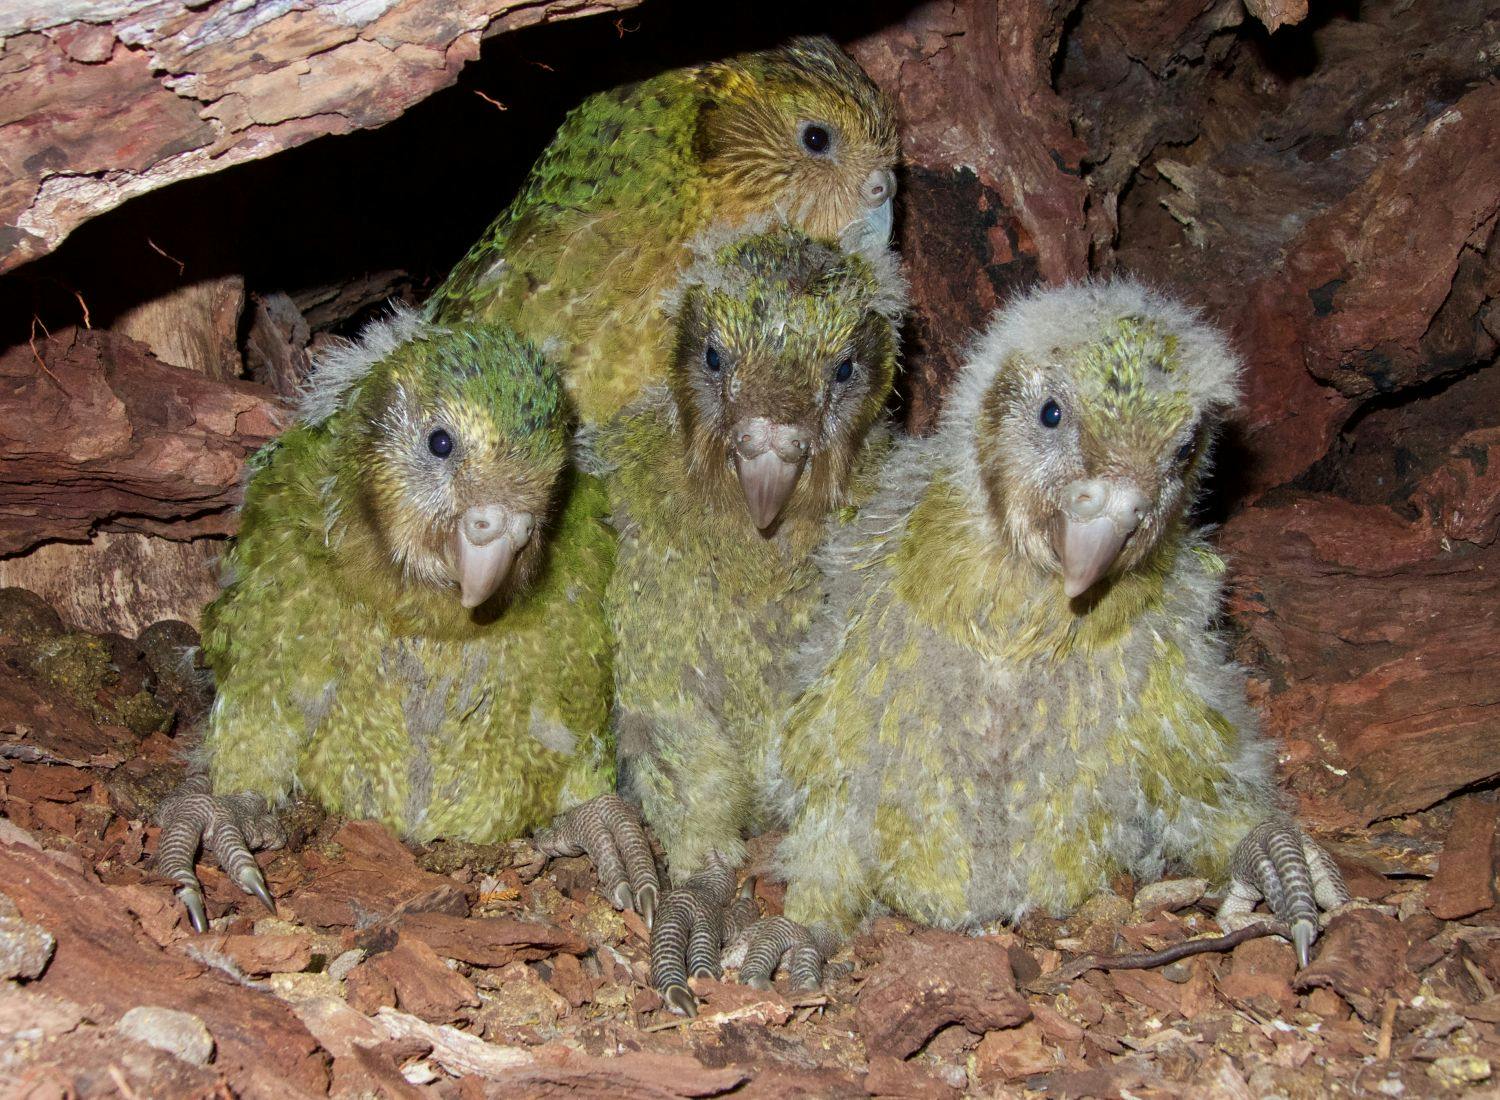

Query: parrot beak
[
  {"left": 452, "top": 505, "right": 534, "bottom": 609},
  {"left": 843, "top": 168, "right": 897, "bottom": 250},
  {"left": 732, "top": 417, "right": 811, "bottom": 532},
  {"left": 1053, "top": 478, "right": 1149, "bottom": 599}
]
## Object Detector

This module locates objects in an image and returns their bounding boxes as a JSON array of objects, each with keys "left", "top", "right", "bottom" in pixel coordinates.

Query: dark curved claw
[
  {"left": 178, "top": 885, "right": 209, "bottom": 935},
  {"left": 1218, "top": 817, "right": 1351, "bottom": 968},
  {"left": 537, "top": 795, "right": 660, "bottom": 926},
  {"left": 155, "top": 774, "right": 286, "bottom": 932},
  {"left": 649, "top": 855, "right": 740, "bottom": 1017}
]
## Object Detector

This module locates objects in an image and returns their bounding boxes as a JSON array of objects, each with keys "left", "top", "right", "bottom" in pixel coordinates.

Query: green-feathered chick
[
  {"left": 426, "top": 36, "right": 898, "bottom": 426},
  {"left": 748, "top": 280, "right": 1347, "bottom": 989},
  {"left": 593, "top": 226, "right": 903, "bottom": 1013},
  {"left": 154, "top": 308, "right": 618, "bottom": 931}
]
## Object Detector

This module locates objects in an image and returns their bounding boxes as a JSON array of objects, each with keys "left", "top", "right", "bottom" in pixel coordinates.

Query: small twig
[
  {"left": 28, "top": 315, "right": 65, "bottom": 390},
  {"left": 1375, "top": 995, "right": 1398, "bottom": 1060},
  {"left": 1463, "top": 955, "right": 1496, "bottom": 1001},
  {"left": 473, "top": 89, "right": 508, "bottom": 111},
  {"left": 146, "top": 236, "right": 186, "bottom": 274},
  {"left": 1041, "top": 922, "right": 1287, "bottom": 984},
  {"left": 642, "top": 993, "right": 829, "bottom": 1031},
  {"left": 614, "top": 17, "right": 639, "bottom": 36},
  {"left": 73, "top": 288, "right": 91, "bottom": 329},
  {"left": 107, "top": 1065, "right": 142, "bottom": 1100}
]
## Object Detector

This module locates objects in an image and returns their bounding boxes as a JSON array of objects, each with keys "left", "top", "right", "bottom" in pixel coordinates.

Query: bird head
[
  {"left": 698, "top": 36, "right": 900, "bottom": 250},
  {"left": 312, "top": 315, "right": 568, "bottom": 610},
  {"left": 955, "top": 282, "right": 1240, "bottom": 600},
  {"left": 667, "top": 227, "right": 903, "bottom": 534}
]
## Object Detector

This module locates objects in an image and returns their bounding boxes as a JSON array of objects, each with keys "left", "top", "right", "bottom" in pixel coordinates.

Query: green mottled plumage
[
  {"left": 775, "top": 281, "right": 1277, "bottom": 936},
  {"left": 601, "top": 229, "right": 902, "bottom": 880},
  {"left": 200, "top": 313, "right": 615, "bottom": 843},
  {"left": 426, "top": 36, "right": 897, "bottom": 425}
]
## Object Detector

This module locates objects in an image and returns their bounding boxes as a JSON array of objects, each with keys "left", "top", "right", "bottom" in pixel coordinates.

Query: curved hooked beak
[
  {"left": 1053, "top": 478, "right": 1149, "bottom": 599},
  {"left": 732, "top": 417, "right": 811, "bottom": 532},
  {"left": 842, "top": 167, "right": 897, "bottom": 250},
  {"left": 451, "top": 504, "right": 534, "bottom": 609}
]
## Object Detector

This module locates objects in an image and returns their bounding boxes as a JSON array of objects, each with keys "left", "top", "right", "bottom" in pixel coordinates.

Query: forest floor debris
[{"left": 1, "top": 594, "right": 1498, "bottom": 1097}]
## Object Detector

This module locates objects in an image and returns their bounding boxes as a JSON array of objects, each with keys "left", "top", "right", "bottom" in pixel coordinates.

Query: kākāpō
[
  {"left": 153, "top": 309, "right": 647, "bottom": 930},
  {"left": 740, "top": 279, "right": 1348, "bottom": 989},
  {"left": 425, "top": 36, "right": 899, "bottom": 426}
]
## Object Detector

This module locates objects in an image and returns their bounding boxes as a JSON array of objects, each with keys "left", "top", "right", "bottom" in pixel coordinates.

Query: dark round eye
[
  {"left": 801, "top": 123, "right": 831, "bottom": 154},
  {"left": 1039, "top": 399, "right": 1062, "bottom": 429},
  {"left": 1177, "top": 438, "right": 1196, "bottom": 464},
  {"left": 427, "top": 429, "right": 454, "bottom": 458},
  {"left": 834, "top": 359, "right": 854, "bottom": 383},
  {"left": 704, "top": 345, "right": 722, "bottom": 373}
]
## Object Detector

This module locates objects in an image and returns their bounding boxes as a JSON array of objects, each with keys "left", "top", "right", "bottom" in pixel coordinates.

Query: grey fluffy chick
[{"left": 742, "top": 279, "right": 1348, "bottom": 987}]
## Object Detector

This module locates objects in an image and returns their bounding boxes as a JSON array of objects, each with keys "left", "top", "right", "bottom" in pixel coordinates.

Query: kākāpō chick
[
  {"left": 154, "top": 308, "right": 645, "bottom": 931},
  {"left": 425, "top": 36, "right": 898, "bottom": 425},
  {"left": 592, "top": 226, "right": 904, "bottom": 1014},
  {"left": 751, "top": 280, "right": 1348, "bottom": 988}
]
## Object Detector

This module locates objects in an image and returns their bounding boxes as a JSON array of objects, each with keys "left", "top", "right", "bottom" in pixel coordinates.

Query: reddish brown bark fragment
[{"left": 1427, "top": 799, "right": 1500, "bottom": 920}]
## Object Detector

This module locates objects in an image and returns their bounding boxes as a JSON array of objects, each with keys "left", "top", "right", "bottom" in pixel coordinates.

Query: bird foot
[
  {"left": 649, "top": 855, "right": 754, "bottom": 1016},
  {"left": 536, "top": 794, "right": 660, "bottom": 926},
  {"left": 155, "top": 774, "right": 286, "bottom": 933},
  {"left": 724, "top": 915, "right": 839, "bottom": 993},
  {"left": 1217, "top": 817, "right": 1350, "bottom": 969}
]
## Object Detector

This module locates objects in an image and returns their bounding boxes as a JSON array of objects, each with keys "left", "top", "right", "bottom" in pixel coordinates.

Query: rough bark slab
[
  {"left": 1293, "top": 909, "right": 1416, "bottom": 1021},
  {"left": 0, "top": 0, "right": 646, "bottom": 275},
  {"left": 288, "top": 821, "right": 471, "bottom": 931},
  {"left": 0, "top": 839, "right": 329, "bottom": 1093},
  {"left": 398, "top": 910, "right": 587, "bottom": 967},
  {"left": 855, "top": 926, "right": 1030, "bottom": 1059},
  {"left": 0, "top": 326, "right": 285, "bottom": 557},
  {"left": 0, "top": 531, "right": 222, "bottom": 635},
  {"left": 1222, "top": 494, "right": 1500, "bottom": 828},
  {"left": 346, "top": 935, "right": 479, "bottom": 1023},
  {"left": 1427, "top": 798, "right": 1499, "bottom": 921}
]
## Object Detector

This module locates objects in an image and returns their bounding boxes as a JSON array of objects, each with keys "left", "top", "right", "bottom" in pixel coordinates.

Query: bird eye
[
  {"left": 705, "top": 345, "right": 722, "bottom": 373},
  {"left": 427, "top": 429, "right": 454, "bottom": 458},
  {"left": 800, "top": 122, "right": 832, "bottom": 155},
  {"left": 834, "top": 359, "right": 854, "bottom": 384},
  {"left": 1176, "top": 438, "right": 1197, "bottom": 464},
  {"left": 1039, "top": 399, "right": 1062, "bottom": 429}
]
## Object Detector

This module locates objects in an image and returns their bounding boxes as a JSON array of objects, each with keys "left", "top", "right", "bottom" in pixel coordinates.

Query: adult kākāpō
[
  {"left": 425, "top": 36, "right": 899, "bottom": 426},
  {"left": 747, "top": 280, "right": 1349, "bottom": 988},
  {"left": 591, "top": 224, "right": 904, "bottom": 1014},
  {"left": 152, "top": 308, "right": 647, "bottom": 931}
]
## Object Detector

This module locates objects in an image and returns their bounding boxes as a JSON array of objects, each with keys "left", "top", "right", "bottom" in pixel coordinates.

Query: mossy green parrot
[
  {"left": 154, "top": 309, "right": 632, "bottom": 931},
  {"left": 741, "top": 281, "right": 1348, "bottom": 989},
  {"left": 588, "top": 225, "right": 904, "bottom": 1014},
  {"left": 425, "top": 36, "right": 899, "bottom": 426}
]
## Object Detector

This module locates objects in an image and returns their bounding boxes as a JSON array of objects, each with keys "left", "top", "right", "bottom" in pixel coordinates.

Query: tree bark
[{"left": 0, "top": 0, "right": 644, "bottom": 275}]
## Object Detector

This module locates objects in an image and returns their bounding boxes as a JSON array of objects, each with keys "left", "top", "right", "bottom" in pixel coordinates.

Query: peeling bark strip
[
  {"left": 0, "top": 0, "right": 645, "bottom": 275},
  {"left": 0, "top": 326, "right": 286, "bottom": 557}
]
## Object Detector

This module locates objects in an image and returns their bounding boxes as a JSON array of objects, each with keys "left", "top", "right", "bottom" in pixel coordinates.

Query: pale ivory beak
[
  {"left": 843, "top": 167, "right": 897, "bottom": 250},
  {"left": 1054, "top": 479, "right": 1149, "bottom": 599},
  {"left": 452, "top": 505, "right": 534, "bottom": 609},
  {"left": 732, "top": 417, "right": 811, "bottom": 532}
]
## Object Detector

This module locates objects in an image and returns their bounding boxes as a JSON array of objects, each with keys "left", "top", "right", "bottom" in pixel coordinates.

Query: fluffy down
[
  {"left": 199, "top": 308, "right": 616, "bottom": 844},
  {"left": 774, "top": 280, "right": 1297, "bottom": 937}
]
